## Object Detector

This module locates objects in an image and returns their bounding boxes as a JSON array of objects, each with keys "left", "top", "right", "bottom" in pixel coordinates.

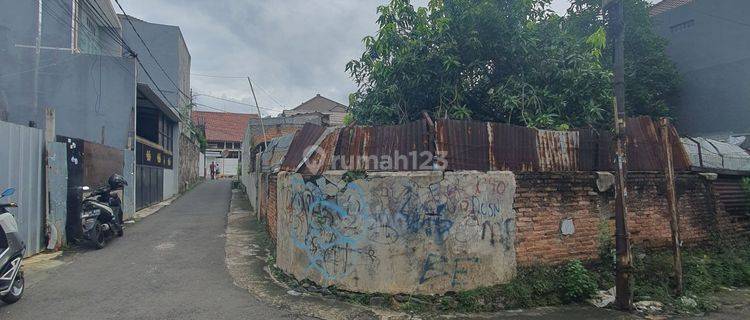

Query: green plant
[
  {"left": 559, "top": 260, "right": 598, "bottom": 303},
  {"left": 500, "top": 265, "right": 561, "bottom": 308},
  {"left": 342, "top": 113, "right": 355, "bottom": 126},
  {"left": 342, "top": 170, "right": 367, "bottom": 183},
  {"left": 347, "top": 0, "right": 678, "bottom": 128}
]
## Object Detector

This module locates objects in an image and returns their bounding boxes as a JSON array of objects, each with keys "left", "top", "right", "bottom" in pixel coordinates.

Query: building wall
[
  {"left": 178, "top": 133, "right": 201, "bottom": 192},
  {"left": 652, "top": 0, "right": 750, "bottom": 136},
  {"left": 0, "top": 1, "right": 135, "bottom": 150},
  {"left": 512, "top": 172, "right": 737, "bottom": 266},
  {"left": 276, "top": 171, "right": 518, "bottom": 294},
  {"left": 271, "top": 170, "right": 750, "bottom": 295},
  {"left": 120, "top": 17, "right": 189, "bottom": 112}
]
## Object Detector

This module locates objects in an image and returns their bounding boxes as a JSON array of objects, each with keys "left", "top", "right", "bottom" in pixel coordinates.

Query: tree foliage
[
  {"left": 566, "top": 0, "right": 681, "bottom": 119},
  {"left": 347, "top": 0, "right": 680, "bottom": 129}
]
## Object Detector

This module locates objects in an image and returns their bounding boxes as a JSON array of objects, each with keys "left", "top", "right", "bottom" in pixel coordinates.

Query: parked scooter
[
  {"left": 0, "top": 187, "right": 25, "bottom": 304},
  {"left": 68, "top": 174, "right": 127, "bottom": 249}
]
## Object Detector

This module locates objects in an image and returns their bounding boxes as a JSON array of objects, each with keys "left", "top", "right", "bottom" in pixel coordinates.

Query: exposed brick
[{"left": 513, "top": 172, "right": 750, "bottom": 266}]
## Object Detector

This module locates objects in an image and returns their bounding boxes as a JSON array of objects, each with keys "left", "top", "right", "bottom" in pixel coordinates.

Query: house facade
[
  {"left": 0, "top": 0, "right": 136, "bottom": 149},
  {"left": 282, "top": 94, "right": 348, "bottom": 125},
  {"left": 651, "top": 0, "right": 750, "bottom": 139},
  {"left": 192, "top": 111, "right": 257, "bottom": 177},
  {"left": 119, "top": 14, "right": 193, "bottom": 208}
]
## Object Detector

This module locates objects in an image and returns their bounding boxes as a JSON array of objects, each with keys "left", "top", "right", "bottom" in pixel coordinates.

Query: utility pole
[
  {"left": 603, "top": 0, "right": 633, "bottom": 310},
  {"left": 246, "top": 77, "right": 268, "bottom": 150},
  {"left": 33, "top": 0, "right": 43, "bottom": 119},
  {"left": 660, "top": 118, "right": 683, "bottom": 296}
]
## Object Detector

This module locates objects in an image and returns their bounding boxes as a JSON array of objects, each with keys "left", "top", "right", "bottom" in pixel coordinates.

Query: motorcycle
[
  {"left": 0, "top": 187, "right": 25, "bottom": 304},
  {"left": 68, "top": 174, "right": 128, "bottom": 249}
]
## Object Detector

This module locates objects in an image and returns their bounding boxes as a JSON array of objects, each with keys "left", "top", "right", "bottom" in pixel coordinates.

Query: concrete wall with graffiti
[{"left": 276, "top": 171, "right": 517, "bottom": 294}]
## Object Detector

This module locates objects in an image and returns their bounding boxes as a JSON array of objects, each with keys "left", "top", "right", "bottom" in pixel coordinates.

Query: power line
[
  {"left": 192, "top": 72, "right": 289, "bottom": 108},
  {"left": 694, "top": 10, "right": 750, "bottom": 28},
  {"left": 47, "top": 0, "right": 134, "bottom": 75},
  {"left": 194, "top": 92, "right": 283, "bottom": 112},
  {"left": 191, "top": 73, "right": 246, "bottom": 79},
  {"left": 114, "top": 0, "right": 192, "bottom": 105},
  {"left": 77, "top": 0, "right": 131, "bottom": 51}
]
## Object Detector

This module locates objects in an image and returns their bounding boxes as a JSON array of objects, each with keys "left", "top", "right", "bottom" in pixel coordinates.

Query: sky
[{"left": 116, "top": 0, "right": 657, "bottom": 116}]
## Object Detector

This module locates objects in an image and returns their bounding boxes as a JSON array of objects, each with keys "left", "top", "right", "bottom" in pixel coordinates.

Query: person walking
[{"left": 209, "top": 161, "right": 216, "bottom": 180}]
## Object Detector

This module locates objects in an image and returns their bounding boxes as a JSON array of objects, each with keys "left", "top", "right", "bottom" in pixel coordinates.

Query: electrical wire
[
  {"left": 191, "top": 73, "right": 245, "bottom": 79},
  {"left": 113, "top": 0, "right": 192, "bottom": 104},
  {"left": 192, "top": 72, "right": 289, "bottom": 109},
  {"left": 194, "top": 92, "right": 283, "bottom": 112},
  {"left": 45, "top": 0, "right": 134, "bottom": 75}
]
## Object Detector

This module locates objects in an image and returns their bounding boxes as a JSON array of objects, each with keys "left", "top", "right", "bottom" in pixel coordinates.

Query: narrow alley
[{"left": 0, "top": 181, "right": 305, "bottom": 320}]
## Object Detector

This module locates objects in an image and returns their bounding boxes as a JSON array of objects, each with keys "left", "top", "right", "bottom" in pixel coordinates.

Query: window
[
  {"left": 670, "top": 20, "right": 694, "bottom": 33},
  {"left": 225, "top": 151, "right": 240, "bottom": 159},
  {"left": 159, "top": 116, "right": 174, "bottom": 152}
]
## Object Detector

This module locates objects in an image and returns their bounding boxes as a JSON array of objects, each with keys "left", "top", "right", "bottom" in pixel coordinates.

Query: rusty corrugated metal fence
[{"left": 278, "top": 116, "right": 691, "bottom": 173}]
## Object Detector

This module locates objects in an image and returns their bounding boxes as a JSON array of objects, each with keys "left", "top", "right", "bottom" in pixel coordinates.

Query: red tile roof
[{"left": 191, "top": 111, "right": 258, "bottom": 143}]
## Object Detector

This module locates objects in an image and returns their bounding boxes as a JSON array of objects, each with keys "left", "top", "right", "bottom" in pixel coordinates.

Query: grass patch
[{"left": 633, "top": 246, "right": 750, "bottom": 299}]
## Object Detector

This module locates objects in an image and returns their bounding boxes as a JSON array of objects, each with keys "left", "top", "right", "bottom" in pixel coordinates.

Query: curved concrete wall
[{"left": 276, "top": 171, "right": 517, "bottom": 294}]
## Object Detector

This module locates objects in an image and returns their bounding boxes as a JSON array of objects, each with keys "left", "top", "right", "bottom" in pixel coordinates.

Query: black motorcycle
[
  {"left": 0, "top": 187, "right": 25, "bottom": 304},
  {"left": 68, "top": 174, "right": 127, "bottom": 249}
]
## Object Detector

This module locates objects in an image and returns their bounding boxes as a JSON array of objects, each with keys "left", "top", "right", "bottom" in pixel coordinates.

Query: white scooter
[{"left": 0, "top": 188, "right": 25, "bottom": 304}]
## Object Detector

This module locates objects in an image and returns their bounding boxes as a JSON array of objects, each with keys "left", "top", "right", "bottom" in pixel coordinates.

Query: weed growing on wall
[{"left": 342, "top": 170, "right": 367, "bottom": 183}]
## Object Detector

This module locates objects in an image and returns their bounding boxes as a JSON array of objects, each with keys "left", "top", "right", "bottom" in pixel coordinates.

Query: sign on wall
[{"left": 137, "top": 142, "right": 173, "bottom": 169}]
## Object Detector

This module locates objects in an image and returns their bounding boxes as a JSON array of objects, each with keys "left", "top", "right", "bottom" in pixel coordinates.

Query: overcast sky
[{"left": 117, "top": 0, "right": 657, "bottom": 116}]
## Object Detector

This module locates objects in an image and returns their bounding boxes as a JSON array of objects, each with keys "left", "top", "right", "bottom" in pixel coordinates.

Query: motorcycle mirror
[{"left": 1, "top": 188, "right": 15, "bottom": 198}]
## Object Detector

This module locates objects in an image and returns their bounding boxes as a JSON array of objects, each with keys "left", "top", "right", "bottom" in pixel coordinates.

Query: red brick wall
[
  {"left": 266, "top": 175, "right": 278, "bottom": 243},
  {"left": 514, "top": 173, "right": 602, "bottom": 266},
  {"left": 514, "top": 172, "right": 750, "bottom": 266}
]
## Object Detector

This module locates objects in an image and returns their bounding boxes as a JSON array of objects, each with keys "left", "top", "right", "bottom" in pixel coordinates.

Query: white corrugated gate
[{"left": 0, "top": 120, "right": 44, "bottom": 256}]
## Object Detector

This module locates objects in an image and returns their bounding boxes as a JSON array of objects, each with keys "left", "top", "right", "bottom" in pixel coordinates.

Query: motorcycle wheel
[
  {"left": 91, "top": 222, "right": 106, "bottom": 249},
  {"left": 1, "top": 271, "right": 24, "bottom": 304}
]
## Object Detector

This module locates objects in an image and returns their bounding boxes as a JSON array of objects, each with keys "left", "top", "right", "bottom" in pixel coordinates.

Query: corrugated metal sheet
[
  {"left": 436, "top": 119, "right": 490, "bottom": 171},
  {"left": 664, "top": 124, "right": 692, "bottom": 171},
  {"left": 260, "top": 134, "right": 295, "bottom": 173},
  {"left": 334, "top": 120, "right": 433, "bottom": 171},
  {"left": 489, "top": 122, "right": 538, "bottom": 171},
  {"left": 681, "top": 137, "right": 750, "bottom": 172},
  {"left": 280, "top": 123, "right": 327, "bottom": 171},
  {"left": 273, "top": 116, "right": 693, "bottom": 174},
  {"left": 333, "top": 125, "right": 370, "bottom": 171},
  {"left": 0, "top": 120, "right": 44, "bottom": 256},
  {"left": 714, "top": 177, "right": 749, "bottom": 216},
  {"left": 537, "top": 130, "right": 580, "bottom": 172},
  {"left": 301, "top": 128, "right": 340, "bottom": 175},
  {"left": 625, "top": 117, "right": 664, "bottom": 171},
  {"left": 577, "top": 129, "right": 611, "bottom": 171}
]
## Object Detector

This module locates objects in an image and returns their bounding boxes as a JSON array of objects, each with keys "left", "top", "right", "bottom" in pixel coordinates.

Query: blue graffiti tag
[{"left": 288, "top": 175, "right": 371, "bottom": 280}]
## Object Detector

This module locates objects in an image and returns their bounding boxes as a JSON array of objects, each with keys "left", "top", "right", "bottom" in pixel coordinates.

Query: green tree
[
  {"left": 347, "top": 0, "right": 679, "bottom": 129},
  {"left": 565, "top": 0, "right": 681, "bottom": 118}
]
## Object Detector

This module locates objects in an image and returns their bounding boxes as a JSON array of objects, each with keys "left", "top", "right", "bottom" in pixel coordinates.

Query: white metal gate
[{"left": 0, "top": 120, "right": 44, "bottom": 256}]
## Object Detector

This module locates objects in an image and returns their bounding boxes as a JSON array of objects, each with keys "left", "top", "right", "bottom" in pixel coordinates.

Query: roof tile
[{"left": 192, "top": 111, "right": 258, "bottom": 143}]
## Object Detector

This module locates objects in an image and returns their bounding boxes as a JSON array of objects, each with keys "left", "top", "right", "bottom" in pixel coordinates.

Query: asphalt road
[{"left": 0, "top": 180, "right": 305, "bottom": 320}]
